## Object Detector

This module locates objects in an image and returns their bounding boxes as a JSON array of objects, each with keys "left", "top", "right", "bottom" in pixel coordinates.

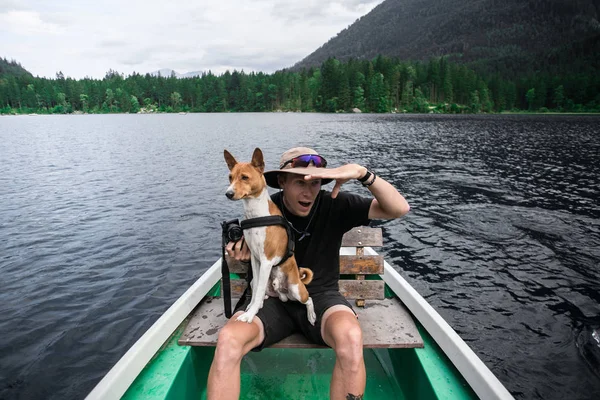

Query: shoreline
[{"left": 3, "top": 111, "right": 600, "bottom": 116}]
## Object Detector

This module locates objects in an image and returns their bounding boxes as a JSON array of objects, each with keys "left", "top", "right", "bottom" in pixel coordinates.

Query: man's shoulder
[{"left": 270, "top": 191, "right": 283, "bottom": 204}]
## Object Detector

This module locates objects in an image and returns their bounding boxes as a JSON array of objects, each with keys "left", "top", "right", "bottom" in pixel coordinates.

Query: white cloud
[
  {"left": 0, "top": 0, "right": 384, "bottom": 79},
  {"left": 0, "top": 10, "right": 64, "bottom": 35},
  {"left": 0, "top": 0, "right": 27, "bottom": 12},
  {"left": 271, "top": 0, "right": 380, "bottom": 23}
]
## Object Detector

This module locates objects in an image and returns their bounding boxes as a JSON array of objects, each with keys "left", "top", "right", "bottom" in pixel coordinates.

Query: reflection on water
[{"left": 0, "top": 113, "right": 599, "bottom": 399}]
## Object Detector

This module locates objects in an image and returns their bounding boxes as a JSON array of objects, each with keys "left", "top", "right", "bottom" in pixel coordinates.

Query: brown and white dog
[{"left": 224, "top": 148, "right": 316, "bottom": 325}]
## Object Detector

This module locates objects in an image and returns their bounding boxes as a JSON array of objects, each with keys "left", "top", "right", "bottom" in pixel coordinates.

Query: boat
[
  {"left": 576, "top": 326, "right": 600, "bottom": 378},
  {"left": 86, "top": 227, "right": 514, "bottom": 400}
]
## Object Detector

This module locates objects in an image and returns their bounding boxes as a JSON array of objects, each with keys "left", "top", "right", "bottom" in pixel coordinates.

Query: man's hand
[
  {"left": 305, "top": 162, "right": 410, "bottom": 219},
  {"left": 304, "top": 164, "right": 367, "bottom": 198},
  {"left": 225, "top": 238, "right": 251, "bottom": 262}
]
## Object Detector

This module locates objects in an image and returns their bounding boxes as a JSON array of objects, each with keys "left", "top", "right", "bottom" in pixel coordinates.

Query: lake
[{"left": 1, "top": 113, "right": 599, "bottom": 399}]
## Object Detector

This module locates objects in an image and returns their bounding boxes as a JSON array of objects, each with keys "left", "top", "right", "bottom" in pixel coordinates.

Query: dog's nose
[{"left": 225, "top": 190, "right": 234, "bottom": 199}]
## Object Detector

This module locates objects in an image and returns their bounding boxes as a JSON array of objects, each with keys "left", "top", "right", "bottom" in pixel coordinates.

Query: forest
[
  {"left": 294, "top": 0, "right": 600, "bottom": 78},
  {"left": 1, "top": 55, "right": 599, "bottom": 115}
]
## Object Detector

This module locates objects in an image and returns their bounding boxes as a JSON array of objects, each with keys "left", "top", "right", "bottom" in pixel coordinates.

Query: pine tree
[
  {"left": 553, "top": 85, "right": 564, "bottom": 110},
  {"left": 525, "top": 88, "right": 536, "bottom": 110}
]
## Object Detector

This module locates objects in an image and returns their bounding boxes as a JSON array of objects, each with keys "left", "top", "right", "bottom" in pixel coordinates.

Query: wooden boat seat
[
  {"left": 178, "top": 227, "right": 424, "bottom": 348},
  {"left": 179, "top": 296, "right": 423, "bottom": 348}
]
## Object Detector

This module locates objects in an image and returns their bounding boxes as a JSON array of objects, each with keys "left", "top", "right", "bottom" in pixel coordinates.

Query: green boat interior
[{"left": 121, "top": 227, "right": 477, "bottom": 399}]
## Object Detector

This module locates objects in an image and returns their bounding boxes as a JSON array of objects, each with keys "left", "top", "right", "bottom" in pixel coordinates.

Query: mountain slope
[
  {"left": 293, "top": 0, "right": 600, "bottom": 75},
  {"left": 0, "top": 58, "right": 33, "bottom": 78}
]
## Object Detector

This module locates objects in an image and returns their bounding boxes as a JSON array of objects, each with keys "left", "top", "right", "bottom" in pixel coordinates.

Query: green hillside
[
  {"left": 0, "top": 58, "right": 33, "bottom": 78},
  {"left": 293, "top": 0, "right": 600, "bottom": 77}
]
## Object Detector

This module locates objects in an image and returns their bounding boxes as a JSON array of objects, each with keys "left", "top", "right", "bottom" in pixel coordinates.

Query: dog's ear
[
  {"left": 251, "top": 148, "right": 264, "bottom": 173},
  {"left": 224, "top": 150, "right": 237, "bottom": 171}
]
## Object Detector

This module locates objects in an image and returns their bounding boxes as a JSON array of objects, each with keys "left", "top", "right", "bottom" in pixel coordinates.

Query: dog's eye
[
  {"left": 228, "top": 174, "right": 232, "bottom": 182},
  {"left": 241, "top": 175, "right": 249, "bottom": 181}
]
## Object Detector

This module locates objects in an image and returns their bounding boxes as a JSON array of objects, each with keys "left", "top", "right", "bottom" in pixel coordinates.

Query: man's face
[{"left": 280, "top": 174, "right": 322, "bottom": 217}]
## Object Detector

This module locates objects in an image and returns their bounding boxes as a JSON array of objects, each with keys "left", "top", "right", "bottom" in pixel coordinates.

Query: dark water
[{"left": 1, "top": 113, "right": 599, "bottom": 400}]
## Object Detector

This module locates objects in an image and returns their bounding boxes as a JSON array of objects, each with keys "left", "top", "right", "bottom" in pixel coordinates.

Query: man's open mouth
[{"left": 299, "top": 201, "right": 311, "bottom": 208}]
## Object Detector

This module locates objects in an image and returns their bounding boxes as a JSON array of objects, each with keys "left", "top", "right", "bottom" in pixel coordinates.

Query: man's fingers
[
  {"left": 231, "top": 238, "right": 242, "bottom": 259},
  {"left": 226, "top": 239, "right": 243, "bottom": 257},
  {"left": 242, "top": 248, "right": 251, "bottom": 260},
  {"left": 226, "top": 238, "right": 250, "bottom": 261},
  {"left": 305, "top": 173, "right": 333, "bottom": 181},
  {"left": 331, "top": 181, "right": 342, "bottom": 198}
]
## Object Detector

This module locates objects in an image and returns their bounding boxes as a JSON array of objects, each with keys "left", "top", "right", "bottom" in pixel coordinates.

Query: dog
[{"left": 224, "top": 148, "right": 316, "bottom": 325}]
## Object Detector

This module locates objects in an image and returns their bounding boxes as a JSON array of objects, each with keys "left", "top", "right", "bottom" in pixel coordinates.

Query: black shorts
[{"left": 234, "top": 290, "right": 355, "bottom": 351}]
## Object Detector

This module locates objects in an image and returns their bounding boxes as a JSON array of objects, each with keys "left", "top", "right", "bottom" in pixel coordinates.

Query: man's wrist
[
  {"left": 357, "top": 167, "right": 377, "bottom": 187},
  {"left": 363, "top": 173, "right": 377, "bottom": 187},
  {"left": 357, "top": 166, "right": 370, "bottom": 182}
]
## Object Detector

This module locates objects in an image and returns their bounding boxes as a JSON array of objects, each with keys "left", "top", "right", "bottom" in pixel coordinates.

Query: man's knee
[
  {"left": 333, "top": 324, "right": 364, "bottom": 370},
  {"left": 213, "top": 324, "right": 255, "bottom": 368},
  {"left": 335, "top": 323, "right": 363, "bottom": 350}
]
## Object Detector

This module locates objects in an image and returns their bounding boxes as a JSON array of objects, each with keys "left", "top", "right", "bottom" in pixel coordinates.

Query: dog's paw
[
  {"left": 236, "top": 312, "right": 255, "bottom": 324},
  {"left": 306, "top": 298, "right": 316, "bottom": 325}
]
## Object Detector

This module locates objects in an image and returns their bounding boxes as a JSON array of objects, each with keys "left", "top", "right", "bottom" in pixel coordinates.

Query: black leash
[{"left": 221, "top": 231, "right": 233, "bottom": 318}]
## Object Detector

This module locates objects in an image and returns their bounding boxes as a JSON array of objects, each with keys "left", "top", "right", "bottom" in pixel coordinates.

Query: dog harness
[
  {"left": 221, "top": 216, "right": 295, "bottom": 318},
  {"left": 240, "top": 215, "right": 295, "bottom": 267}
]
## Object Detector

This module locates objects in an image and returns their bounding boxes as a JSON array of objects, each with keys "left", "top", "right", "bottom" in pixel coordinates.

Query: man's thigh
[
  {"left": 286, "top": 290, "right": 356, "bottom": 346},
  {"left": 234, "top": 295, "right": 296, "bottom": 351}
]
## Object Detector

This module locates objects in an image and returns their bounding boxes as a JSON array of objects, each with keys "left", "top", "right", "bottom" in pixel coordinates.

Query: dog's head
[{"left": 224, "top": 148, "right": 266, "bottom": 200}]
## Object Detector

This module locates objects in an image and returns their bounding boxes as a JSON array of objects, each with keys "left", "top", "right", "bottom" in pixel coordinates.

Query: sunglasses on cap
[{"left": 280, "top": 154, "right": 328, "bottom": 169}]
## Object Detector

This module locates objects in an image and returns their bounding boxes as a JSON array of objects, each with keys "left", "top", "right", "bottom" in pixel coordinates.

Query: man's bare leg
[
  {"left": 207, "top": 311, "right": 265, "bottom": 400},
  {"left": 321, "top": 305, "right": 366, "bottom": 400}
]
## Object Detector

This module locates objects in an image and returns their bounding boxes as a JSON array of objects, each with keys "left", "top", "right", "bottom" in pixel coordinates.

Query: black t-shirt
[{"left": 271, "top": 190, "right": 373, "bottom": 294}]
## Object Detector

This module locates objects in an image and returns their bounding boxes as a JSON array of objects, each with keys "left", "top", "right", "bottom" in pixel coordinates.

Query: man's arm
[{"left": 304, "top": 164, "right": 409, "bottom": 220}]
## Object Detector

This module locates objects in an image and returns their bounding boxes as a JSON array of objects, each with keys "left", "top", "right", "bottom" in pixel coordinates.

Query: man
[{"left": 208, "top": 147, "right": 410, "bottom": 400}]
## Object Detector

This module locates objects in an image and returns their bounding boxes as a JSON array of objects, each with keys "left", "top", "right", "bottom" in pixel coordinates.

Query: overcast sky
[{"left": 0, "top": 0, "right": 384, "bottom": 79}]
